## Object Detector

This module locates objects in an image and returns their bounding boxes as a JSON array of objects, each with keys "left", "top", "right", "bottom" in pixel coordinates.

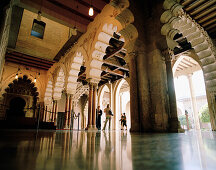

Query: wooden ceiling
[
  {"left": 173, "top": 0, "right": 216, "bottom": 55},
  {"left": 5, "top": 51, "right": 55, "bottom": 70},
  {"left": 174, "top": 56, "right": 201, "bottom": 77},
  {"left": 19, "top": 0, "right": 109, "bottom": 33},
  {"left": 181, "top": 0, "right": 216, "bottom": 39}
]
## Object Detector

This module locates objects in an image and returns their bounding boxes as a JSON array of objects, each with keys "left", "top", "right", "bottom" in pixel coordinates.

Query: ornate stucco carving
[
  {"left": 161, "top": 0, "right": 216, "bottom": 91},
  {"left": 53, "top": 68, "right": 65, "bottom": 100}
]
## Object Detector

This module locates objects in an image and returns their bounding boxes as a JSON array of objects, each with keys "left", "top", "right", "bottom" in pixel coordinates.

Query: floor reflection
[{"left": 0, "top": 130, "right": 216, "bottom": 170}]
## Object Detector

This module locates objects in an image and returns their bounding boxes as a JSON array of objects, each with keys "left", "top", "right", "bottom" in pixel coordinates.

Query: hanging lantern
[
  {"left": 31, "top": 11, "right": 46, "bottom": 39},
  {"left": 89, "top": 6, "right": 94, "bottom": 16}
]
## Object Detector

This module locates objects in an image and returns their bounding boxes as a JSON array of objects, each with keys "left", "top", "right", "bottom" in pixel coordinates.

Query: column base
[
  {"left": 87, "top": 125, "right": 98, "bottom": 131},
  {"left": 169, "top": 118, "right": 184, "bottom": 133}
]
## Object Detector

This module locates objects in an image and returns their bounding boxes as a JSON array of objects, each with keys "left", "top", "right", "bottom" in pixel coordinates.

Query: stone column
[
  {"left": 110, "top": 83, "right": 115, "bottom": 130},
  {"left": 185, "top": 111, "right": 190, "bottom": 130},
  {"left": 126, "top": 52, "right": 140, "bottom": 132},
  {"left": 207, "top": 91, "right": 216, "bottom": 131},
  {"left": 148, "top": 49, "right": 169, "bottom": 132},
  {"left": 51, "top": 100, "right": 55, "bottom": 122},
  {"left": 68, "top": 95, "right": 72, "bottom": 128},
  {"left": 54, "top": 100, "right": 58, "bottom": 125},
  {"left": 40, "top": 102, "right": 45, "bottom": 122},
  {"left": 187, "top": 74, "right": 200, "bottom": 130},
  {"left": 87, "top": 83, "right": 93, "bottom": 129},
  {"left": 91, "top": 84, "right": 97, "bottom": 129},
  {"left": 64, "top": 94, "right": 69, "bottom": 129},
  {"left": 120, "top": 93, "right": 122, "bottom": 114},
  {"left": 164, "top": 51, "right": 179, "bottom": 132},
  {"left": 44, "top": 106, "right": 47, "bottom": 122},
  {"left": 136, "top": 49, "right": 151, "bottom": 131}
]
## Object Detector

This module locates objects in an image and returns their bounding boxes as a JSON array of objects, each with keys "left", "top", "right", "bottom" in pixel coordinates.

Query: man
[
  {"left": 120, "top": 113, "right": 127, "bottom": 130},
  {"left": 102, "top": 104, "right": 113, "bottom": 130},
  {"left": 96, "top": 106, "right": 102, "bottom": 130}
]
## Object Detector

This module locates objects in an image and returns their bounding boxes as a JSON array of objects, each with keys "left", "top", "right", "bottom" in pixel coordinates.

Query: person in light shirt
[{"left": 102, "top": 104, "right": 113, "bottom": 130}]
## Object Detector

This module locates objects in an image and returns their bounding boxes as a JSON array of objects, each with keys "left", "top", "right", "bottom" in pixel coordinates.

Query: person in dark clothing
[
  {"left": 120, "top": 113, "right": 127, "bottom": 130},
  {"left": 96, "top": 106, "right": 103, "bottom": 130}
]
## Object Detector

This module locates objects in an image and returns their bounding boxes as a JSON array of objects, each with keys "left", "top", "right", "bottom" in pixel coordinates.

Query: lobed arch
[
  {"left": 0, "top": 73, "right": 42, "bottom": 100},
  {"left": 86, "top": 0, "right": 138, "bottom": 82},
  {"left": 53, "top": 67, "right": 65, "bottom": 100},
  {"left": 161, "top": 0, "right": 216, "bottom": 92},
  {"left": 44, "top": 80, "right": 53, "bottom": 106},
  {"left": 66, "top": 50, "right": 85, "bottom": 95}
]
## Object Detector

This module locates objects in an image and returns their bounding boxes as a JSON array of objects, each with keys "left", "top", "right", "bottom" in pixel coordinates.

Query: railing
[{"left": 0, "top": 103, "right": 80, "bottom": 130}]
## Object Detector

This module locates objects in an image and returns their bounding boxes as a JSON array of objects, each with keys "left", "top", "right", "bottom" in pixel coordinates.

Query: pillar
[
  {"left": 185, "top": 111, "right": 190, "bottom": 130},
  {"left": 40, "top": 102, "right": 45, "bottom": 122},
  {"left": 187, "top": 74, "right": 200, "bottom": 130},
  {"left": 64, "top": 94, "right": 69, "bottom": 129},
  {"left": 54, "top": 100, "right": 58, "bottom": 125},
  {"left": 136, "top": 49, "right": 151, "bottom": 131},
  {"left": 44, "top": 106, "right": 47, "bottom": 122},
  {"left": 68, "top": 94, "right": 72, "bottom": 128},
  {"left": 91, "top": 84, "right": 97, "bottom": 129},
  {"left": 110, "top": 83, "right": 115, "bottom": 130},
  {"left": 87, "top": 83, "right": 93, "bottom": 129},
  {"left": 126, "top": 52, "right": 140, "bottom": 132},
  {"left": 164, "top": 51, "right": 179, "bottom": 132},
  {"left": 148, "top": 49, "right": 169, "bottom": 132},
  {"left": 51, "top": 100, "right": 55, "bottom": 122},
  {"left": 207, "top": 91, "right": 216, "bottom": 131}
]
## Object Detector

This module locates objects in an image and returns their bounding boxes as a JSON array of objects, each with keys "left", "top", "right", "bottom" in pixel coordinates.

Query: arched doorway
[
  {"left": 1, "top": 75, "right": 39, "bottom": 128},
  {"left": 99, "top": 85, "right": 110, "bottom": 130},
  {"left": 173, "top": 56, "right": 211, "bottom": 130},
  {"left": 114, "top": 79, "right": 130, "bottom": 130},
  {"left": 7, "top": 97, "right": 26, "bottom": 119}
]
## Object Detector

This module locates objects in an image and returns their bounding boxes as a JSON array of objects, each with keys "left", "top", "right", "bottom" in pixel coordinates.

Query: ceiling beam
[
  {"left": 6, "top": 58, "right": 49, "bottom": 70},
  {"left": 103, "top": 45, "right": 124, "bottom": 60},
  {"left": 75, "top": 0, "right": 101, "bottom": 13},
  {"left": 103, "top": 59, "right": 129, "bottom": 71},
  {"left": 194, "top": 5, "right": 216, "bottom": 19},
  {"left": 7, "top": 50, "right": 55, "bottom": 65},
  {"left": 6, "top": 54, "right": 53, "bottom": 68},
  {"left": 101, "top": 66, "right": 124, "bottom": 77},
  {"left": 47, "top": 0, "right": 93, "bottom": 22}
]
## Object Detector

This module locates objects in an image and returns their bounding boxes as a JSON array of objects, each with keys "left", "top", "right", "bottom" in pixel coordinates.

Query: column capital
[
  {"left": 87, "top": 78, "right": 99, "bottom": 86},
  {"left": 88, "top": 81, "right": 98, "bottom": 88},
  {"left": 161, "top": 48, "right": 174, "bottom": 62}
]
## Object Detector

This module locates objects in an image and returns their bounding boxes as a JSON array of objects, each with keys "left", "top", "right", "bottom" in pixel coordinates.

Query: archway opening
[
  {"left": 1, "top": 75, "right": 39, "bottom": 128},
  {"left": 7, "top": 97, "right": 26, "bottom": 118},
  {"left": 173, "top": 56, "right": 211, "bottom": 130},
  {"left": 115, "top": 79, "right": 130, "bottom": 130},
  {"left": 99, "top": 85, "right": 110, "bottom": 130}
]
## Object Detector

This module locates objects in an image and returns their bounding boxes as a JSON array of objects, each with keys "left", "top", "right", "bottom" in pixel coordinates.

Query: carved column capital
[{"left": 162, "top": 48, "right": 174, "bottom": 62}]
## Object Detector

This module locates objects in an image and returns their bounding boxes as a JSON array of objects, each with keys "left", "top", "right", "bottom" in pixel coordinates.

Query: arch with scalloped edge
[{"left": 53, "top": 68, "right": 65, "bottom": 100}]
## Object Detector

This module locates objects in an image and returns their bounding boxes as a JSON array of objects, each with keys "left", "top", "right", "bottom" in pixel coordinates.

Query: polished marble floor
[{"left": 0, "top": 129, "right": 216, "bottom": 170}]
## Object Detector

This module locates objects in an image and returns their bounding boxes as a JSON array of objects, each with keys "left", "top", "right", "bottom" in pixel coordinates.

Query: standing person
[
  {"left": 103, "top": 104, "right": 113, "bottom": 130},
  {"left": 120, "top": 113, "right": 127, "bottom": 130},
  {"left": 96, "top": 106, "right": 103, "bottom": 130}
]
